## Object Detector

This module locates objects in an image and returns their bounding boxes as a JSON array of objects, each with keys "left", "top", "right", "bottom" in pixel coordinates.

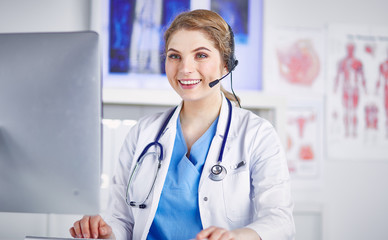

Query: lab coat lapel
[
  {"left": 198, "top": 95, "right": 237, "bottom": 191},
  {"left": 139, "top": 102, "right": 182, "bottom": 240}
]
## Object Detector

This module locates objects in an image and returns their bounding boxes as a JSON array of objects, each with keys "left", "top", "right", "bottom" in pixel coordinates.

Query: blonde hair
[{"left": 164, "top": 9, "right": 240, "bottom": 105}]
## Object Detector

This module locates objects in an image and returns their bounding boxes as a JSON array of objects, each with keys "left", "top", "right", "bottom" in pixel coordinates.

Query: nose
[{"left": 179, "top": 57, "right": 195, "bottom": 75}]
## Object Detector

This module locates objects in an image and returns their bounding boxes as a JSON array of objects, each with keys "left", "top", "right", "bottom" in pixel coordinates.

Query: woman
[{"left": 70, "top": 9, "right": 295, "bottom": 240}]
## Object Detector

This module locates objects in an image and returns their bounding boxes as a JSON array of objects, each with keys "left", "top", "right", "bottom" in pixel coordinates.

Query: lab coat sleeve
[
  {"left": 245, "top": 120, "right": 295, "bottom": 240},
  {"left": 102, "top": 121, "right": 140, "bottom": 239}
]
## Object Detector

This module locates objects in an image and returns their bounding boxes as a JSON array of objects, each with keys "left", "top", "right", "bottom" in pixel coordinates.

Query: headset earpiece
[{"left": 227, "top": 24, "right": 237, "bottom": 72}]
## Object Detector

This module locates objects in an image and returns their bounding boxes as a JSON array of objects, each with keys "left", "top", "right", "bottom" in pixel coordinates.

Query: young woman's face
[{"left": 165, "top": 29, "right": 226, "bottom": 103}]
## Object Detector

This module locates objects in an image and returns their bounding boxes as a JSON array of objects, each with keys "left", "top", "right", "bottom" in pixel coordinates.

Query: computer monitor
[{"left": 0, "top": 31, "right": 101, "bottom": 214}]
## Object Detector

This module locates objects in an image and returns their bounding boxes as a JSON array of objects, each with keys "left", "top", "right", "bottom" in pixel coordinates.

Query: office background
[{"left": 1, "top": 0, "right": 388, "bottom": 239}]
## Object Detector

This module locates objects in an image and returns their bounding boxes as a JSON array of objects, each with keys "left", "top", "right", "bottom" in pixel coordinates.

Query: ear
[{"left": 223, "top": 64, "right": 228, "bottom": 74}]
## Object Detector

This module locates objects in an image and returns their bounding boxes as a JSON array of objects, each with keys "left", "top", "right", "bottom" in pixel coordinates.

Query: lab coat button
[{"left": 203, "top": 197, "right": 208, "bottom": 201}]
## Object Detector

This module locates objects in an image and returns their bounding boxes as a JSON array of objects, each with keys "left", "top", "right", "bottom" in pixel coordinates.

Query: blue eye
[
  {"left": 196, "top": 53, "right": 207, "bottom": 59},
  {"left": 168, "top": 54, "right": 180, "bottom": 59}
]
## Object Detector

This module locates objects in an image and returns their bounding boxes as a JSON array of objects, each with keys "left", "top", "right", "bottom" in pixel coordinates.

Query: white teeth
[{"left": 180, "top": 79, "right": 200, "bottom": 85}]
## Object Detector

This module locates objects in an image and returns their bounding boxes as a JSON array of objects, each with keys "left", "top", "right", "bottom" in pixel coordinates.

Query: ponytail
[{"left": 221, "top": 85, "right": 241, "bottom": 107}]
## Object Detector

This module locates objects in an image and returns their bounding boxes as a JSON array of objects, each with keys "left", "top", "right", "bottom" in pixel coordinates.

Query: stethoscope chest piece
[{"left": 209, "top": 164, "right": 227, "bottom": 181}]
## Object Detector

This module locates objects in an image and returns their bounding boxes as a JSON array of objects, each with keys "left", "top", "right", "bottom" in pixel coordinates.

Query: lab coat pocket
[{"left": 222, "top": 168, "right": 252, "bottom": 224}]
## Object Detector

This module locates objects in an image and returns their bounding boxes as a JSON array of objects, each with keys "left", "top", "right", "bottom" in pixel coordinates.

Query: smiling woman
[
  {"left": 70, "top": 9, "right": 295, "bottom": 240},
  {"left": 165, "top": 29, "right": 225, "bottom": 104},
  {"left": 164, "top": 10, "right": 239, "bottom": 106}
]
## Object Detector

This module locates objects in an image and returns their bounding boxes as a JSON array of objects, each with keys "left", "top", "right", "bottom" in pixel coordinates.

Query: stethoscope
[{"left": 126, "top": 98, "right": 232, "bottom": 208}]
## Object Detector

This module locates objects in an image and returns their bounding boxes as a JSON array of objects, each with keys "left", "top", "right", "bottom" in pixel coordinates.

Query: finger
[
  {"left": 197, "top": 226, "right": 217, "bottom": 239},
  {"left": 98, "top": 217, "right": 114, "bottom": 238},
  {"left": 208, "top": 228, "right": 228, "bottom": 240},
  {"left": 198, "top": 226, "right": 228, "bottom": 240},
  {"left": 219, "top": 231, "right": 235, "bottom": 240},
  {"left": 69, "top": 227, "right": 76, "bottom": 238},
  {"left": 80, "top": 216, "right": 91, "bottom": 238},
  {"left": 73, "top": 220, "right": 82, "bottom": 238},
  {"left": 89, "top": 215, "right": 102, "bottom": 239},
  {"left": 99, "top": 223, "right": 113, "bottom": 238}
]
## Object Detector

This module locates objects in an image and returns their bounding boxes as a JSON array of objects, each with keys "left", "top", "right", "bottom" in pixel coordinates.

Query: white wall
[
  {"left": 0, "top": 0, "right": 91, "bottom": 33},
  {"left": 1, "top": 0, "right": 388, "bottom": 239},
  {"left": 264, "top": 0, "right": 388, "bottom": 240}
]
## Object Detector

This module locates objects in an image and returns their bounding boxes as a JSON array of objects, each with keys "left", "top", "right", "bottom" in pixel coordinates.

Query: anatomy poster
[
  {"left": 327, "top": 24, "right": 388, "bottom": 160},
  {"left": 102, "top": 0, "right": 263, "bottom": 91},
  {"left": 286, "top": 100, "right": 323, "bottom": 184},
  {"left": 265, "top": 27, "right": 325, "bottom": 97}
]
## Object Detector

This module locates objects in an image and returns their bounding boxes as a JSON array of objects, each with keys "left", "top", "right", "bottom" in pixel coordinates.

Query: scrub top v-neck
[{"left": 147, "top": 115, "right": 219, "bottom": 240}]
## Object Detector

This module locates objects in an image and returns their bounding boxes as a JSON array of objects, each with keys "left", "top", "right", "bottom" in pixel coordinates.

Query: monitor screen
[{"left": 0, "top": 31, "right": 101, "bottom": 214}]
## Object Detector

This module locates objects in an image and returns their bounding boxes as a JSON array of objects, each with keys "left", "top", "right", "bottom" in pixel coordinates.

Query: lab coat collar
[
  {"left": 161, "top": 92, "right": 231, "bottom": 138},
  {"left": 215, "top": 93, "right": 236, "bottom": 140},
  {"left": 162, "top": 102, "right": 182, "bottom": 137}
]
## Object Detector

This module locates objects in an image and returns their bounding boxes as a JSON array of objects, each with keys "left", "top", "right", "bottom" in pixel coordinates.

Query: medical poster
[
  {"left": 210, "top": 0, "right": 263, "bottom": 91},
  {"left": 326, "top": 24, "right": 388, "bottom": 160},
  {"left": 265, "top": 27, "right": 325, "bottom": 97},
  {"left": 286, "top": 99, "right": 323, "bottom": 186},
  {"left": 102, "top": 0, "right": 263, "bottom": 91},
  {"left": 103, "top": 0, "right": 190, "bottom": 89},
  {"left": 211, "top": 0, "right": 248, "bottom": 44}
]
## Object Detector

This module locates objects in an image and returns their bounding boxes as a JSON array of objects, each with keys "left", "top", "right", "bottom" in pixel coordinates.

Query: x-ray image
[
  {"left": 105, "top": 0, "right": 263, "bottom": 91},
  {"left": 211, "top": 0, "right": 248, "bottom": 44},
  {"left": 109, "top": 0, "right": 190, "bottom": 74}
]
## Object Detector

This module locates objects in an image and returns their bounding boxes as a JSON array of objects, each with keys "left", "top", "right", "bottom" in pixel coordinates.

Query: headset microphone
[{"left": 208, "top": 60, "right": 238, "bottom": 88}]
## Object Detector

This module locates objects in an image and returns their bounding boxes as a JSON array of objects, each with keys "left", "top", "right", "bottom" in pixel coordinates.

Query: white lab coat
[{"left": 103, "top": 95, "right": 295, "bottom": 240}]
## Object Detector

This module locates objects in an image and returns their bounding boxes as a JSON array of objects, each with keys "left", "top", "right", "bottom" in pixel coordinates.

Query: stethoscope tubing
[
  {"left": 135, "top": 106, "right": 177, "bottom": 164},
  {"left": 126, "top": 98, "right": 232, "bottom": 207},
  {"left": 217, "top": 98, "right": 232, "bottom": 163}
]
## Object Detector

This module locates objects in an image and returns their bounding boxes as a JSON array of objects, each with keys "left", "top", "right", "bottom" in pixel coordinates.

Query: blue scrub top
[{"left": 147, "top": 115, "right": 219, "bottom": 240}]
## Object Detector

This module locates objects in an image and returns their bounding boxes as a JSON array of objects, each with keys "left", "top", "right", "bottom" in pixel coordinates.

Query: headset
[
  {"left": 208, "top": 24, "right": 240, "bottom": 107},
  {"left": 227, "top": 24, "right": 238, "bottom": 73}
]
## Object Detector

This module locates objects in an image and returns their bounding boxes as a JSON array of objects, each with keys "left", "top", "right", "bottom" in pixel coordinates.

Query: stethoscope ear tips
[
  {"left": 139, "top": 204, "right": 147, "bottom": 209},
  {"left": 209, "top": 164, "right": 227, "bottom": 181}
]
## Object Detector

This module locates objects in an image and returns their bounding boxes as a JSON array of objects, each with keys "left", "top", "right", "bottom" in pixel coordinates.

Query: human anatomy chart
[
  {"left": 286, "top": 106, "right": 321, "bottom": 180},
  {"left": 266, "top": 27, "right": 325, "bottom": 97},
  {"left": 327, "top": 25, "right": 388, "bottom": 160}
]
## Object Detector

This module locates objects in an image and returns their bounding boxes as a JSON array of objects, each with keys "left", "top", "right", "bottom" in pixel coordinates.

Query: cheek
[
  {"left": 165, "top": 61, "right": 176, "bottom": 83},
  {"left": 199, "top": 62, "right": 223, "bottom": 80}
]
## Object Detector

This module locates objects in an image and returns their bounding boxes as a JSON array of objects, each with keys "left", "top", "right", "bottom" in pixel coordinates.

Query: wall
[
  {"left": 264, "top": 0, "right": 388, "bottom": 240},
  {"left": 1, "top": 0, "right": 388, "bottom": 239},
  {"left": 0, "top": 0, "right": 91, "bottom": 33}
]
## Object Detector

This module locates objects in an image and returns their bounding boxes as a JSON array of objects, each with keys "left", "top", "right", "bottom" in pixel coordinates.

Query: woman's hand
[
  {"left": 196, "top": 226, "right": 261, "bottom": 240},
  {"left": 69, "top": 215, "right": 114, "bottom": 239}
]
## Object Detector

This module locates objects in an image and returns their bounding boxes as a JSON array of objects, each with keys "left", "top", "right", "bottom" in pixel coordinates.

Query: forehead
[{"left": 167, "top": 29, "right": 217, "bottom": 50}]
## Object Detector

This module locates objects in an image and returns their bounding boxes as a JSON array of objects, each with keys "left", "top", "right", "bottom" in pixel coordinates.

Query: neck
[{"left": 180, "top": 93, "right": 222, "bottom": 126}]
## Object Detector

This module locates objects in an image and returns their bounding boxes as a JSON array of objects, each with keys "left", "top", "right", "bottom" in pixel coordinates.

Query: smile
[{"left": 179, "top": 79, "right": 201, "bottom": 85}]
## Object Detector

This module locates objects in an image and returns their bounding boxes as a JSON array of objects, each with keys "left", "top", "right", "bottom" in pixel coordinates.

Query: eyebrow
[
  {"left": 166, "top": 47, "right": 212, "bottom": 53},
  {"left": 193, "top": 47, "right": 212, "bottom": 52},
  {"left": 166, "top": 48, "right": 179, "bottom": 53}
]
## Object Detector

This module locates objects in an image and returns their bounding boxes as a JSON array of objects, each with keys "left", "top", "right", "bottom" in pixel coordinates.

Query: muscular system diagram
[
  {"left": 333, "top": 43, "right": 367, "bottom": 138},
  {"left": 375, "top": 49, "right": 388, "bottom": 137}
]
